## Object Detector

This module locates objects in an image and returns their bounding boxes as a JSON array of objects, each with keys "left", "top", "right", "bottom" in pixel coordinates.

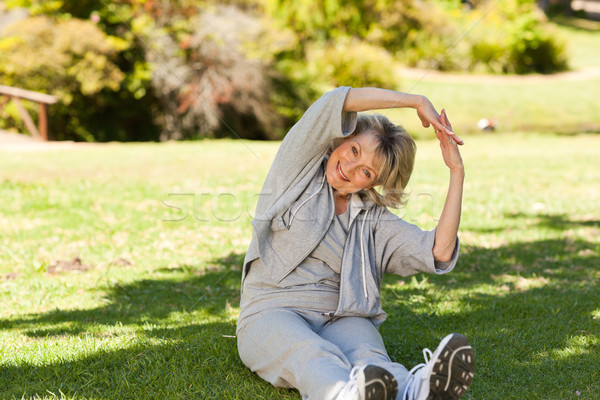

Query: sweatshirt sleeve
[
  {"left": 375, "top": 208, "right": 459, "bottom": 276},
  {"left": 254, "top": 86, "right": 357, "bottom": 217}
]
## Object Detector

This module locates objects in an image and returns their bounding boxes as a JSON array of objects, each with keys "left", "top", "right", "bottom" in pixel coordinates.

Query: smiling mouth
[{"left": 337, "top": 161, "right": 350, "bottom": 182}]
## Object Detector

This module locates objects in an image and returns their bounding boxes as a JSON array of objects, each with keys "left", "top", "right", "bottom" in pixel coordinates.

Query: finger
[
  {"left": 433, "top": 127, "right": 447, "bottom": 144},
  {"left": 440, "top": 109, "right": 449, "bottom": 127},
  {"left": 448, "top": 131, "right": 464, "bottom": 145},
  {"left": 434, "top": 128, "right": 457, "bottom": 151},
  {"left": 441, "top": 109, "right": 463, "bottom": 145}
]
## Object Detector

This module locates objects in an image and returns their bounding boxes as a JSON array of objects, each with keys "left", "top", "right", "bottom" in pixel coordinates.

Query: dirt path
[
  {"left": 0, "top": 130, "right": 101, "bottom": 152},
  {"left": 400, "top": 66, "right": 600, "bottom": 84}
]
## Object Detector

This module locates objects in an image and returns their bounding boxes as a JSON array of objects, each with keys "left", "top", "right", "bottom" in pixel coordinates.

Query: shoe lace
[
  {"left": 405, "top": 348, "right": 433, "bottom": 400},
  {"left": 408, "top": 348, "right": 432, "bottom": 375},
  {"left": 336, "top": 365, "right": 363, "bottom": 400}
]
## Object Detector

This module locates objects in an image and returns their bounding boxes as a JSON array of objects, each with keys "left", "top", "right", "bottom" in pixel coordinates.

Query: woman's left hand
[
  {"left": 432, "top": 108, "right": 464, "bottom": 262},
  {"left": 435, "top": 109, "right": 464, "bottom": 172}
]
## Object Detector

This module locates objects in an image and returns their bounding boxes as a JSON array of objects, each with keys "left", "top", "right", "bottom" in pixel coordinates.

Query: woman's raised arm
[
  {"left": 432, "top": 109, "right": 464, "bottom": 262},
  {"left": 342, "top": 87, "right": 463, "bottom": 145}
]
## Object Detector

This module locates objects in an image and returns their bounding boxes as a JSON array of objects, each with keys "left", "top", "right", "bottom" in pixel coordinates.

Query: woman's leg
[
  {"left": 237, "top": 308, "right": 353, "bottom": 400},
  {"left": 320, "top": 316, "right": 412, "bottom": 398}
]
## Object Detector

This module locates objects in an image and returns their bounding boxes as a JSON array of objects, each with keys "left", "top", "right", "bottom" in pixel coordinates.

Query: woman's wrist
[
  {"left": 449, "top": 166, "right": 465, "bottom": 178},
  {"left": 410, "top": 94, "right": 427, "bottom": 109}
]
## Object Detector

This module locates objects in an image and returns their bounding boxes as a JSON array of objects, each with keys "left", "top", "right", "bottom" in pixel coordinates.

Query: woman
[{"left": 236, "top": 86, "right": 474, "bottom": 400}]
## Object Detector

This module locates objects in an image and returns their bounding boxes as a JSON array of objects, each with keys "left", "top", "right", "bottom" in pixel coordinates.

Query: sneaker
[
  {"left": 405, "top": 333, "right": 475, "bottom": 400},
  {"left": 337, "top": 364, "right": 399, "bottom": 400}
]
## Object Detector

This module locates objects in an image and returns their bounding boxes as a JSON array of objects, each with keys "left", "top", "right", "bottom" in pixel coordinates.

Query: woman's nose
[{"left": 346, "top": 159, "right": 358, "bottom": 172}]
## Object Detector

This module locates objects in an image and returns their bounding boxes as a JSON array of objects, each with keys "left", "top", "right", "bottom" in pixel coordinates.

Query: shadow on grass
[
  {"left": 0, "top": 252, "right": 299, "bottom": 399},
  {"left": 469, "top": 211, "right": 599, "bottom": 234},
  {"left": 2, "top": 230, "right": 599, "bottom": 399},
  {"left": 551, "top": 15, "right": 600, "bottom": 31},
  {"left": 382, "top": 236, "right": 599, "bottom": 399},
  {"left": 0, "top": 253, "right": 243, "bottom": 338}
]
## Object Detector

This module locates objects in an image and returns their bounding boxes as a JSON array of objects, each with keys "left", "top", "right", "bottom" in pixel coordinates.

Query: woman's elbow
[{"left": 432, "top": 247, "right": 452, "bottom": 263}]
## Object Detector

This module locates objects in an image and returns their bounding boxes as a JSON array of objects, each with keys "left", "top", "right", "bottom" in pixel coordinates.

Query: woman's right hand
[{"left": 436, "top": 109, "right": 464, "bottom": 172}]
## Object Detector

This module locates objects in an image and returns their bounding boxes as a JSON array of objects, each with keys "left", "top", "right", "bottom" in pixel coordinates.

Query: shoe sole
[
  {"left": 363, "top": 365, "right": 399, "bottom": 400},
  {"left": 427, "top": 334, "right": 475, "bottom": 400}
]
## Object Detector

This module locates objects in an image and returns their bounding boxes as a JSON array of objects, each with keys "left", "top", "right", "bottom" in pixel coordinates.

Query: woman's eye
[
  {"left": 352, "top": 146, "right": 358, "bottom": 156},
  {"left": 364, "top": 170, "right": 371, "bottom": 178}
]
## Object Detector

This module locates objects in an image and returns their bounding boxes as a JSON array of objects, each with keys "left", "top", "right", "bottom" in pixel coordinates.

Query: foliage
[
  {"left": 504, "top": 10, "right": 568, "bottom": 74},
  {"left": 401, "top": 0, "right": 568, "bottom": 74},
  {"left": 269, "top": 37, "right": 403, "bottom": 124},
  {"left": 266, "top": 0, "right": 568, "bottom": 75},
  {"left": 401, "top": 3, "right": 468, "bottom": 71},
  {"left": 0, "top": 0, "right": 575, "bottom": 141},
  {"left": 303, "top": 39, "right": 402, "bottom": 92},
  {"left": 147, "top": 5, "right": 287, "bottom": 140},
  {"left": 260, "top": 0, "right": 413, "bottom": 121},
  {"left": 263, "top": 0, "right": 421, "bottom": 51},
  {"left": 0, "top": 16, "right": 125, "bottom": 98},
  {"left": 3, "top": 0, "right": 295, "bottom": 140},
  {"left": 0, "top": 14, "right": 160, "bottom": 141}
]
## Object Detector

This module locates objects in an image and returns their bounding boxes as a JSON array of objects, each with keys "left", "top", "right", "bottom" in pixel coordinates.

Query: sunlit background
[{"left": 1, "top": 1, "right": 599, "bottom": 399}]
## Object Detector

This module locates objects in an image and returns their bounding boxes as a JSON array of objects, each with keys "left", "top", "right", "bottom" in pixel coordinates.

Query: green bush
[
  {"left": 265, "top": 0, "right": 567, "bottom": 76},
  {"left": 263, "top": 0, "right": 422, "bottom": 51},
  {"left": 505, "top": 11, "right": 568, "bottom": 73},
  {"left": 401, "top": 3, "right": 471, "bottom": 71},
  {"left": 0, "top": 15, "right": 160, "bottom": 141},
  {"left": 304, "top": 39, "right": 402, "bottom": 92},
  {"left": 0, "top": 16, "right": 125, "bottom": 98},
  {"left": 401, "top": 0, "right": 568, "bottom": 74},
  {"left": 262, "top": 0, "right": 408, "bottom": 123}
]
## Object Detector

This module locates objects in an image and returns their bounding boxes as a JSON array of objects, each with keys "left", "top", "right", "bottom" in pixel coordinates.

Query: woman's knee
[{"left": 320, "top": 317, "right": 390, "bottom": 363}]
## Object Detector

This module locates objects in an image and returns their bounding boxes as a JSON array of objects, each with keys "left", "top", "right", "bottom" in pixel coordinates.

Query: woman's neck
[{"left": 333, "top": 190, "right": 350, "bottom": 215}]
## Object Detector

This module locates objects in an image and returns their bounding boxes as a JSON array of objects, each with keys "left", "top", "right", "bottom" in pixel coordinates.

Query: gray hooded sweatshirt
[{"left": 241, "top": 86, "right": 458, "bottom": 327}]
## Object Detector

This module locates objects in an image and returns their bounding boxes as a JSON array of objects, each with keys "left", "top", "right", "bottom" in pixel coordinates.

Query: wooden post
[
  {"left": 39, "top": 103, "right": 48, "bottom": 141},
  {"left": 13, "top": 97, "right": 41, "bottom": 139}
]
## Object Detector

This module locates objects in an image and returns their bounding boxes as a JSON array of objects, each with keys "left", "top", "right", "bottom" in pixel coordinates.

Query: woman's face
[{"left": 326, "top": 133, "right": 380, "bottom": 195}]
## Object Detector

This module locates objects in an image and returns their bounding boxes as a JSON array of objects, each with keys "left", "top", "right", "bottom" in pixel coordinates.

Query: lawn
[
  {"left": 1, "top": 132, "right": 598, "bottom": 399},
  {"left": 552, "top": 17, "right": 600, "bottom": 70},
  {"left": 385, "top": 77, "right": 600, "bottom": 136}
]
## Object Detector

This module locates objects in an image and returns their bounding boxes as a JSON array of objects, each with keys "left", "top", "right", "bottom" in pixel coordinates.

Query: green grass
[
  {"left": 384, "top": 77, "right": 600, "bottom": 137},
  {"left": 553, "top": 17, "right": 600, "bottom": 70},
  {"left": 1, "top": 133, "right": 599, "bottom": 399}
]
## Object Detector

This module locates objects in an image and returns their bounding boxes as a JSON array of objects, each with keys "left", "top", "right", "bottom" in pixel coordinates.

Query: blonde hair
[{"left": 330, "top": 113, "right": 416, "bottom": 208}]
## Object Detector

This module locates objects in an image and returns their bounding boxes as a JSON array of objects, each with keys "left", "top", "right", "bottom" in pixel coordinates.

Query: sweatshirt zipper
[
  {"left": 286, "top": 174, "right": 326, "bottom": 229},
  {"left": 334, "top": 205, "right": 370, "bottom": 316},
  {"left": 359, "top": 207, "right": 370, "bottom": 301},
  {"left": 275, "top": 182, "right": 334, "bottom": 284}
]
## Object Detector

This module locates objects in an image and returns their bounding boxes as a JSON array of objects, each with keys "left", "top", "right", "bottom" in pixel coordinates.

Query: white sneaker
[
  {"left": 337, "top": 365, "right": 398, "bottom": 400},
  {"left": 404, "top": 334, "right": 475, "bottom": 400}
]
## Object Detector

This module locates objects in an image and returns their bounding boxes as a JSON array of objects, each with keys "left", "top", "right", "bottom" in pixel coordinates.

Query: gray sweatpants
[{"left": 237, "top": 307, "right": 411, "bottom": 400}]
